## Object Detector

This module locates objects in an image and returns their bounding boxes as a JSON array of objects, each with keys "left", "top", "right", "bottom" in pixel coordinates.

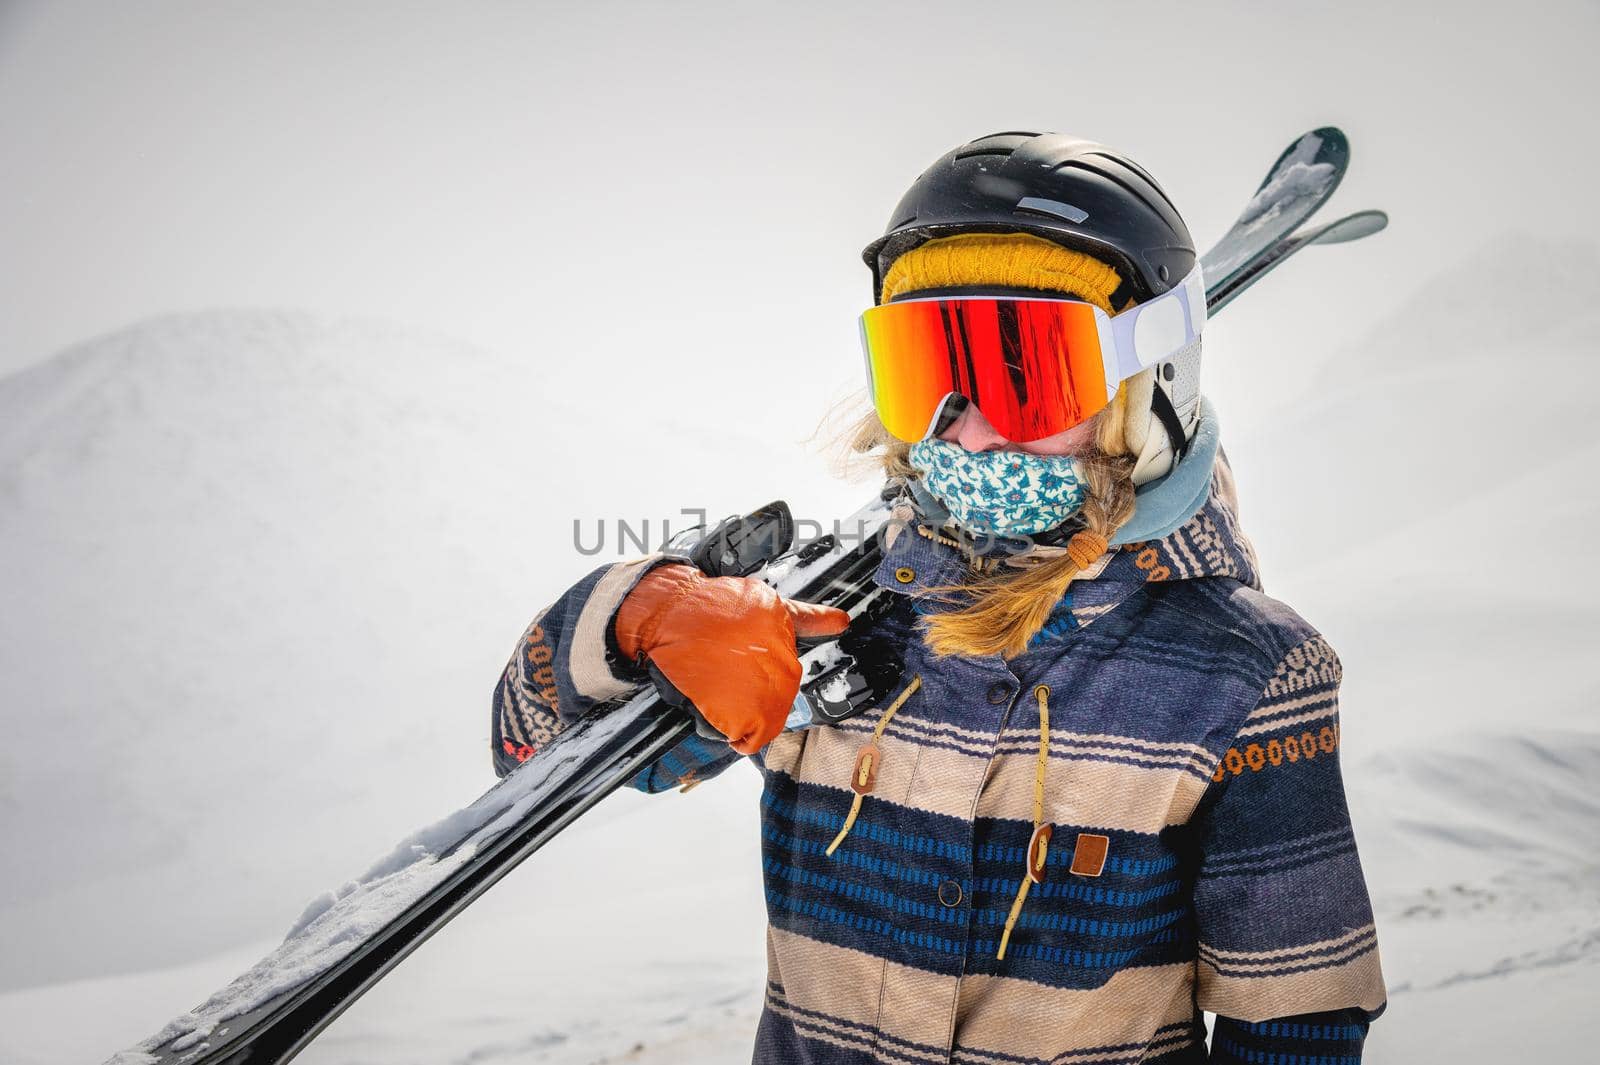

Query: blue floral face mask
[{"left": 907, "top": 439, "right": 1091, "bottom": 537}]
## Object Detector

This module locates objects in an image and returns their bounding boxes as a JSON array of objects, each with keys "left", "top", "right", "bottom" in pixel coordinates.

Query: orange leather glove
[{"left": 614, "top": 563, "right": 851, "bottom": 755}]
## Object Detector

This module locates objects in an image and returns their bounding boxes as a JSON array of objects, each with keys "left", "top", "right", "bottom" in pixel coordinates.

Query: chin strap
[{"left": 1148, "top": 380, "right": 1191, "bottom": 466}]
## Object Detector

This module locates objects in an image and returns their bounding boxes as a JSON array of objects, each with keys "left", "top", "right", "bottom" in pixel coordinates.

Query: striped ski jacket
[{"left": 491, "top": 450, "right": 1387, "bottom": 1063}]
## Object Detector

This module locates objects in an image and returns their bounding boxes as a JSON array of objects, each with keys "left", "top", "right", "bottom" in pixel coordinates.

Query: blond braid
[{"left": 919, "top": 416, "right": 1136, "bottom": 658}]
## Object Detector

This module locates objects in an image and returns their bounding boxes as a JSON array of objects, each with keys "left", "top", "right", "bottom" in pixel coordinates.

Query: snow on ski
[{"left": 109, "top": 127, "right": 1386, "bottom": 1065}]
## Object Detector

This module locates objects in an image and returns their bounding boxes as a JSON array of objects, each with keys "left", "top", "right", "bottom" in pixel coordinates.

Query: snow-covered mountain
[
  {"left": 0, "top": 310, "right": 855, "bottom": 996},
  {"left": 1, "top": 234, "right": 1596, "bottom": 1064}
]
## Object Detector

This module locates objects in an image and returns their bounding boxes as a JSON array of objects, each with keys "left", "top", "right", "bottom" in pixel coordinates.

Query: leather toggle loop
[
  {"left": 1026, "top": 823, "right": 1053, "bottom": 884},
  {"left": 851, "top": 744, "right": 881, "bottom": 796},
  {"left": 825, "top": 675, "right": 923, "bottom": 858}
]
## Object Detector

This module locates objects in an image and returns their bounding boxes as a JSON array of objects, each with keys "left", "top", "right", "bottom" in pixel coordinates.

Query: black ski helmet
[{"left": 863, "top": 132, "right": 1195, "bottom": 306}]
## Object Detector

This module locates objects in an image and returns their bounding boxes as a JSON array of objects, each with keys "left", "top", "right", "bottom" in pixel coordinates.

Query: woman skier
[{"left": 491, "top": 131, "right": 1387, "bottom": 1063}]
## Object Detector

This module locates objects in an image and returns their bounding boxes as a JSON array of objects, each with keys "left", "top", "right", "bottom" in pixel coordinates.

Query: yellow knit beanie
[{"left": 878, "top": 232, "right": 1124, "bottom": 312}]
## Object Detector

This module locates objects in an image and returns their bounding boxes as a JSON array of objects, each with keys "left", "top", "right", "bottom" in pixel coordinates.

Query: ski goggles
[{"left": 859, "top": 264, "right": 1206, "bottom": 443}]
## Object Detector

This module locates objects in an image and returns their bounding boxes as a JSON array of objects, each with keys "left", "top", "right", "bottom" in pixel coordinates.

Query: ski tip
[
  {"left": 1314, "top": 209, "right": 1388, "bottom": 245},
  {"left": 1304, "top": 126, "right": 1349, "bottom": 165},
  {"left": 1288, "top": 126, "right": 1347, "bottom": 157}
]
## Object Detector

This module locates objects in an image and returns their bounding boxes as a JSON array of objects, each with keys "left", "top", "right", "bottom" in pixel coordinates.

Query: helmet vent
[
  {"left": 955, "top": 132, "right": 1038, "bottom": 159},
  {"left": 953, "top": 146, "right": 1014, "bottom": 161},
  {"left": 1075, "top": 154, "right": 1184, "bottom": 228},
  {"left": 1106, "top": 154, "right": 1182, "bottom": 218},
  {"left": 1094, "top": 151, "right": 1184, "bottom": 219},
  {"left": 1054, "top": 158, "right": 1152, "bottom": 217}
]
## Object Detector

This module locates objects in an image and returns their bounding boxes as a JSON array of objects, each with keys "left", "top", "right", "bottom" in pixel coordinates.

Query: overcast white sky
[{"left": 1, "top": 0, "right": 1596, "bottom": 404}]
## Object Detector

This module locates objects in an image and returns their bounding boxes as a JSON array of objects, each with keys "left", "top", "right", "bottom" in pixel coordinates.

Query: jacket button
[
  {"left": 986, "top": 682, "right": 1011, "bottom": 705},
  {"left": 894, "top": 566, "right": 916, "bottom": 584},
  {"left": 937, "top": 879, "right": 963, "bottom": 907}
]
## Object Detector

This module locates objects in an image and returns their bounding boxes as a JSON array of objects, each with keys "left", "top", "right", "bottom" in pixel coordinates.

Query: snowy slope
[
  {"left": 3, "top": 234, "right": 1597, "bottom": 1063},
  {"left": 0, "top": 309, "right": 858, "bottom": 996}
]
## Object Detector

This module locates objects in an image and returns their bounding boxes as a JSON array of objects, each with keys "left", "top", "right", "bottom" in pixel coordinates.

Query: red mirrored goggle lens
[{"left": 859, "top": 297, "right": 1112, "bottom": 443}]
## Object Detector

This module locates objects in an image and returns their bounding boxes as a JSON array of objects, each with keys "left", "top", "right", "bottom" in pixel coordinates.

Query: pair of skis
[
  {"left": 1199, "top": 126, "right": 1386, "bottom": 310},
  {"left": 113, "top": 127, "right": 1384, "bottom": 1065}
]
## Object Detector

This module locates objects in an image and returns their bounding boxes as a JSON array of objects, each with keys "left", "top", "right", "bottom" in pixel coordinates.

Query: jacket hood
[{"left": 1075, "top": 440, "right": 1264, "bottom": 601}]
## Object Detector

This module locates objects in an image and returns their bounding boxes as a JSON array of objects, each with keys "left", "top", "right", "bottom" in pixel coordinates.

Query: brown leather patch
[{"left": 1069, "top": 833, "right": 1109, "bottom": 877}]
